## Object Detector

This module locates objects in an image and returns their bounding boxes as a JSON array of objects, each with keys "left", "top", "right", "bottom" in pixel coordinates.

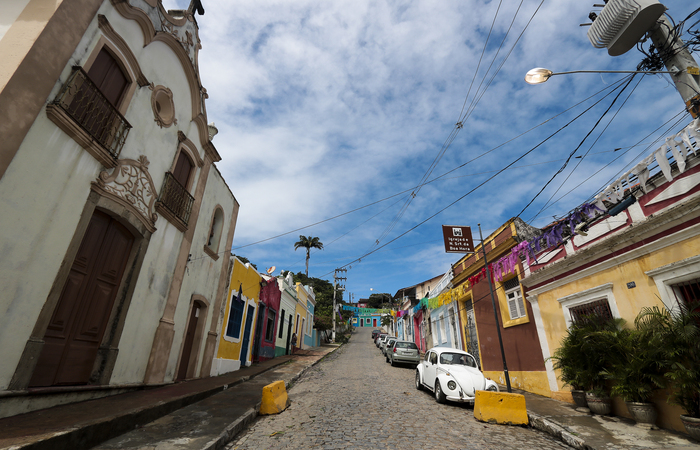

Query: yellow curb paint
[
  {"left": 259, "top": 380, "right": 290, "bottom": 415},
  {"left": 473, "top": 391, "right": 528, "bottom": 426}
]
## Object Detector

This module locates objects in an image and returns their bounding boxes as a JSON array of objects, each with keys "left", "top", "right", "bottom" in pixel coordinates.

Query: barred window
[
  {"left": 569, "top": 299, "right": 613, "bottom": 323},
  {"left": 673, "top": 278, "right": 700, "bottom": 307}
]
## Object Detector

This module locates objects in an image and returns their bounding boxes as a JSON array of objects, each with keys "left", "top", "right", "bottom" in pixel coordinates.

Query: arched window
[{"left": 204, "top": 206, "right": 224, "bottom": 260}]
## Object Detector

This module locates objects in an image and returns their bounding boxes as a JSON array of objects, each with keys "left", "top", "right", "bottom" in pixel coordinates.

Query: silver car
[
  {"left": 382, "top": 337, "right": 397, "bottom": 356},
  {"left": 387, "top": 340, "right": 420, "bottom": 367}
]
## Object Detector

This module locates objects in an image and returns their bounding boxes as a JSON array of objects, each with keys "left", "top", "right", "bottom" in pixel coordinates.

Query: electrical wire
[{"left": 516, "top": 74, "right": 637, "bottom": 219}]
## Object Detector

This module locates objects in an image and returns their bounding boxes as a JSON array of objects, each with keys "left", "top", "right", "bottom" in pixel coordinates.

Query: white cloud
[{"left": 163, "top": 0, "right": 696, "bottom": 295}]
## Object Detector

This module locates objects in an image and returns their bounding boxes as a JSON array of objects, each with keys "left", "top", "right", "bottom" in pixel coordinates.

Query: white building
[{"left": 0, "top": 0, "right": 239, "bottom": 417}]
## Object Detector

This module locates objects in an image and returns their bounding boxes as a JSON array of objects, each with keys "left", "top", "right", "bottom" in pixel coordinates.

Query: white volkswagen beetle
[{"left": 415, "top": 347, "right": 498, "bottom": 404}]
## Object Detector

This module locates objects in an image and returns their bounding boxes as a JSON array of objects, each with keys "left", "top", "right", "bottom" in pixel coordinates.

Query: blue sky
[{"left": 164, "top": 0, "right": 696, "bottom": 300}]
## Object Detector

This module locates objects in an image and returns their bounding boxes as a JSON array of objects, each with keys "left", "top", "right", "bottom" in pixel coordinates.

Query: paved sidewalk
[
  {"left": 517, "top": 388, "right": 700, "bottom": 450},
  {"left": 0, "top": 345, "right": 339, "bottom": 450}
]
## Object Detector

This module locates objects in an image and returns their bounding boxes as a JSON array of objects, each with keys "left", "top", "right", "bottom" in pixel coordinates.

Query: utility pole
[
  {"left": 332, "top": 268, "right": 347, "bottom": 342},
  {"left": 587, "top": 0, "right": 700, "bottom": 117},
  {"left": 478, "top": 224, "right": 512, "bottom": 393}
]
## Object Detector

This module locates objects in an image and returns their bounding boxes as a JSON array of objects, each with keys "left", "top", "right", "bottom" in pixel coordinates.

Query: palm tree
[{"left": 294, "top": 235, "right": 323, "bottom": 277}]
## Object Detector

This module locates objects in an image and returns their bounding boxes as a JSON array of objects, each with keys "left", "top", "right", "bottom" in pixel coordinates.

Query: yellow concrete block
[
  {"left": 259, "top": 380, "right": 290, "bottom": 415},
  {"left": 473, "top": 391, "right": 528, "bottom": 426}
]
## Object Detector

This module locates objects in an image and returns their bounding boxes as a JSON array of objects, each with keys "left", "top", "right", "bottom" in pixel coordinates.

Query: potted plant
[
  {"left": 605, "top": 325, "right": 664, "bottom": 428},
  {"left": 550, "top": 321, "right": 594, "bottom": 409},
  {"left": 636, "top": 300, "right": 700, "bottom": 439},
  {"left": 578, "top": 317, "right": 628, "bottom": 415}
]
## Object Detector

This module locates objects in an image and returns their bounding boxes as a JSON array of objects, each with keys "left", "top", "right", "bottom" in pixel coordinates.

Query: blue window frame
[{"left": 226, "top": 297, "right": 245, "bottom": 339}]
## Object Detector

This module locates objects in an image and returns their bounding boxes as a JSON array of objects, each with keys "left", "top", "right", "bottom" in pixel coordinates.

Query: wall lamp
[{"left": 524, "top": 67, "right": 679, "bottom": 85}]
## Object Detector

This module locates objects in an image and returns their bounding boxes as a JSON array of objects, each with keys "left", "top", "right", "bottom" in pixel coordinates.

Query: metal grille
[
  {"left": 503, "top": 276, "right": 520, "bottom": 291},
  {"left": 570, "top": 299, "right": 613, "bottom": 323},
  {"left": 673, "top": 278, "right": 700, "bottom": 307},
  {"left": 464, "top": 307, "right": 480, "bottom": 368},
  {"left": 52, "top": 66, "right": 131, "bottom": 159},
  {"left": 159, "top": 172, "right": 194, "bottom": 225}
]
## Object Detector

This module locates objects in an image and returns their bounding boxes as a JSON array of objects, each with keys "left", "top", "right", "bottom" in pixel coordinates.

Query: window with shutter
[{"left": 506, "top": 286, "right": 526, "bottom": 320}]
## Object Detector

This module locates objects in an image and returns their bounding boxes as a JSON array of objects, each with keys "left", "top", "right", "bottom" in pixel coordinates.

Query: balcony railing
[
  {"left": 158, "top": 172, "right": 194, "bottom": 227},
  {"left": 51, "top": 66, "right": 131, "bottom": 160}
]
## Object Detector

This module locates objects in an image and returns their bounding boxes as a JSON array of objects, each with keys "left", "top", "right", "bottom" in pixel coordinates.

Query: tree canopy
[
  {"left": 367, "top": 293, "right": 393, "bottom": 309},
  {"left": 293, "top": 235, "right": 323, "bottom": 277},
  {"left": 286, "top": 271, "right": 348, "bottom": 329}
]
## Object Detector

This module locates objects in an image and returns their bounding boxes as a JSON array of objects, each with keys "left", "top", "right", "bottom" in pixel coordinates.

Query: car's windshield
[
  {"left": 439, "top": 352, "right": 477, "bottom": 367},
  {"left": 395, "top": 342, "right": 417, "bottom": 349}
]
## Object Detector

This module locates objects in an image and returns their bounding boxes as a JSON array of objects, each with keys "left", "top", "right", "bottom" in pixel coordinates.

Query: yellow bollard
[
  {"left": 473, "top": 390, "right": 528, "bottom": 426},
  {"left": 259, "top": 380, "right": 290, "bottom": 415}
]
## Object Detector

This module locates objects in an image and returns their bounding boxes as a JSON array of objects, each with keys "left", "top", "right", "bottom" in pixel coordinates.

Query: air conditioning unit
[{"left": 587, "top": 0, "right": 666, "bottom": 56}]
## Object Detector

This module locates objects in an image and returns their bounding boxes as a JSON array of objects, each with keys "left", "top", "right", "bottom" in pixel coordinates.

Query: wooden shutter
[
  {"left": 172, "top": 151, "right": 193, "bottom": 189},
  {"left": 87, "top": 48, "right": 128, "bottom": 107}
]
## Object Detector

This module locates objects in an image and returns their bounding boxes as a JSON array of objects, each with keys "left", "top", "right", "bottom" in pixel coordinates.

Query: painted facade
[
  {"left": 304, "top": 298, "right": 316, "bottom": 348},
  {"left": 294, "top": 282, "right": 314, "bottom": 350},
  {"left": 253, "top": 276, "right": 281, "bottom": 363},
  {"left": 450, "top": 219, "right": 550, "bottom": 397},
  {"left": 352, "top": 313, "right": 380, "bottom": 328},
  {"left": 275, "top": 272, "right": 298, "bottom": 357},
  {"left": 212, "top": 258, "right": 261, "bottom": 375},
  {"left": 521, "top": 125, "right": 700, "bottom": 432},
  {"left": 0, "top": 0, "right": 238, "bottom": 417}
]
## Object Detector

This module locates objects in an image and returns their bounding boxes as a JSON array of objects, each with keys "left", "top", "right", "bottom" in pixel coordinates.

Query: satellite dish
[{"left": 267, "top": 266, "right": 276, "bottom": 275}]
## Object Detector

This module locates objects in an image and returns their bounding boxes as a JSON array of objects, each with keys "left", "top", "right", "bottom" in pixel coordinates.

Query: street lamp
[{"left": 524, "top": 67, "right": 679, "bottom": 85}]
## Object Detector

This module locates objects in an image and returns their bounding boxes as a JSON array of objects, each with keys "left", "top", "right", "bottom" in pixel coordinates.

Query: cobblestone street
[{"left": 227, "top": 328, "right": 573, "bottom": 449}]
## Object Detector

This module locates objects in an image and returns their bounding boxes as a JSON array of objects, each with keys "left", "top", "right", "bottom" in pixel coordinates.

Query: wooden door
[
  {"left": 239, "top": 306, "right": 255, "bottom": 364},
  {"left": 30, "top": 211, "right": 134, "bottom": 387},
  {"left": 177, "top": 305, "right": 200, "bottom": 381}
]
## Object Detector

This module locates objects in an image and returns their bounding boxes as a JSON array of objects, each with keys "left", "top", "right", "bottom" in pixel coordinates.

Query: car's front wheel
[
  {"left": 415, "top": 370, "right": 423, "bottom": 390},
  {"left": 435, "top": 381, "right": 446, "bottom": 404}
]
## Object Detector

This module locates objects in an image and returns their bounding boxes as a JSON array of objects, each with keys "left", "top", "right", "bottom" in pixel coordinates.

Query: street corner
[
  {"left": 473, "top": 390, "right": 529, "bottom": 426},
  {"left": 259, "top": 380, "right": 290, "bottom": 415}
]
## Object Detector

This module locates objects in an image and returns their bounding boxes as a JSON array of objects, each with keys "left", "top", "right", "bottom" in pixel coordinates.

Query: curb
[
  {"left": 202, "top": 406, "right": 260, "bottom": 450},
  {"left": 204, "top": 345, "right": 343, "bottom": 450},
  {"left": 527, "top": 412, "right": 592, "bottom": 450},
  {"left": 3, "top": 359, "right": 292, "bottom": 450}
]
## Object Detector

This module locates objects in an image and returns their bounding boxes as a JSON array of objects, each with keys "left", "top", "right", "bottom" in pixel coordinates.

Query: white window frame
[
  {"left": 439, "top": 314, "right": 447, "bottom": 344},
  {"left": 505, "top": 286, "right": 527, "bottom": 320},
  {"left": 646, "top": 254, "right": 700, "bottom": 315},
  {"left": 557, "top": 283, "right": 620, "bottom": 328}
]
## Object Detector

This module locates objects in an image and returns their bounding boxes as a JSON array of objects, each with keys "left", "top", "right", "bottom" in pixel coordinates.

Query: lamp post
[{"left": 524, "top": 67, "right": 678, "bottom": 85}]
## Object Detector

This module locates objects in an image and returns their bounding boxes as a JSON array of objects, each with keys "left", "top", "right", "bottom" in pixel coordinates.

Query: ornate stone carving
[
  {"left": 149, "top": 83, "right": 177, "bottom": 128},
  {"left": 92, "top": 156, "right": 158, "bottom": 232}
]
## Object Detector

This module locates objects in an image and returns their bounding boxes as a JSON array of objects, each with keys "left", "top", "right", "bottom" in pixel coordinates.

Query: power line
[{"left": 516, "top": 74, "right": 638, "bottom": 219}]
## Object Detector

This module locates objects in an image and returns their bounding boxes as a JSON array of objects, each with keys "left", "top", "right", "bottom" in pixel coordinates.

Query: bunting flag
[{"left": 341, "top": 305, "right": 394, "bottom": 314}]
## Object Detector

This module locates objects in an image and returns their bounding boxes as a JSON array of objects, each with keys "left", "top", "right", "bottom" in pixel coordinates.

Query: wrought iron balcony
[
  {"left": 157, "top": 172, "right": 194, "bottom": 229},
  {"left": 49, "top": 66, "right": 131, "bottom": 161}
]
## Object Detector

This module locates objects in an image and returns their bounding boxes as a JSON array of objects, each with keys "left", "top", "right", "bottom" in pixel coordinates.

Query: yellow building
[
  {"left": 294, "top": 283, "right": 312, "bottom": 350},
  {"left": 521, "top": 125, "right": 700, "bottom": 433},
  {"left": 211, "top": 257, "right": 261, "bottom": 375}
]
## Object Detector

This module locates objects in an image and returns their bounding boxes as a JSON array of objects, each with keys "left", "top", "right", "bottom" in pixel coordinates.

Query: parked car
[
  {"left": 376, "top": 334, "right": 388, "bottom": 348},
  {"left": 387, "top": 340, "right": 420, "bottom": 367},
  {"left": 372, "top": 330, "right": 382, "bottom": 340},
  {"left": 382, "top": 338, "right": 397, "bottom": 356},
  {"left": 415, "top": 347, "right": 498, "bottom": 404}
]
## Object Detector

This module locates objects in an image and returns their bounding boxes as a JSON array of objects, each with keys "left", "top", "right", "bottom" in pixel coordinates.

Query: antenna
[{"left": 266, "top": 266, "right": 276, "bottom": 275}]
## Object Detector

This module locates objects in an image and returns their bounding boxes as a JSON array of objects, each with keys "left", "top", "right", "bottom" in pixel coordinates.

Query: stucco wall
[
  {"left": 215, "top": 259, "right": 261, "bottom": 370},
  {"left": 0, "top": 1, "right": 236, "bottom": 390},
  {"left": 533, "top": 234, "right": 700, "bottom": 431}
]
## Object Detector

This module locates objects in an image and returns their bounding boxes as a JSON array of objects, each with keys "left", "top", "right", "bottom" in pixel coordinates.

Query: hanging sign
[{"left": 442, "top": 225, "right": 475, "bottom": 253}]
